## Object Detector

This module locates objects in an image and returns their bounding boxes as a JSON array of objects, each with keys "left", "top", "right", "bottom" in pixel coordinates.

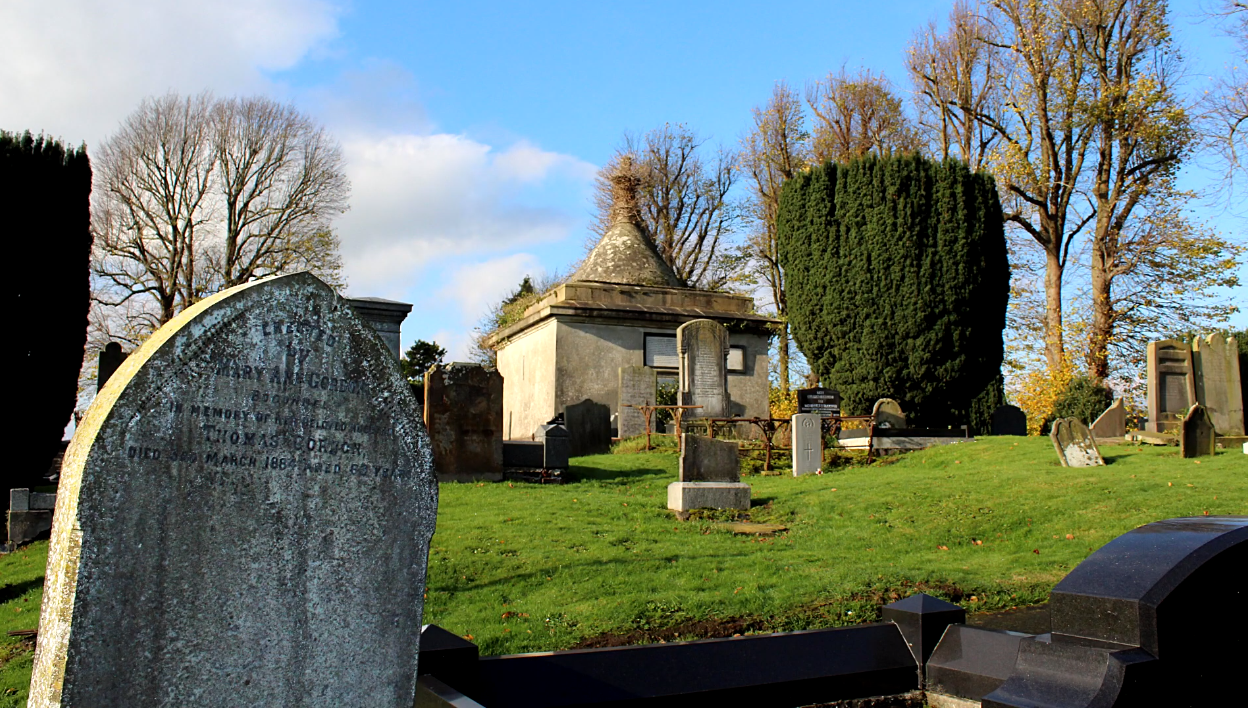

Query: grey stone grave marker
[
  {"left": 424, "top": 363, "right": 503, "bottom": 482},
  {"left": 565, "top": 398, "right": 610, "bottom": 456},
  {"left": 872, "top": 398, "right": 907, "bottom": 429},
  {"left": 677, "top": 319, "right": 730, "bottom": 419},
  {"left": 618, "top": 365, "right": 657, "bottom": 438},
  {"left": 1180, "top": 404, "right": 1216, "bottom": 458},
  {"left": 1146, "top": 339, "right": 1196, "bottom": 433},
  {"left": 1050, "top": 417, "right": 1105, "bottom": 467},
  {"left": 669, "top": 434, "right": 749, "bottom": 511},
  {"left": 29, "top": 273, "right": 438, "bottom": 708},
  {"left": 791, "top": 413, "right": 823, "bottom": 476},
  {"left": 990, "top": 404, "right": 1027, "bottom": 436},
  {"left": 1193, "top": 333, "right": 1245, "bottom": 435},
  {"left": 536, "top": 422, "right": 570, "bottom": 469},
  {"left": 1090, "top": 397, "right": 1127, "bottom": 439}
]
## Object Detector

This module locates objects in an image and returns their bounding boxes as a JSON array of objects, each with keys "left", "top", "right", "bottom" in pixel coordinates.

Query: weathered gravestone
[
  {"left": 677, "top": 319, "right": 730, "bottom": 419},
  {"left": 535, "top": 422, "right": 570, "bottom": 469},
  {"left": 791, "top": 413, "right": 823, "bottom": 476},
  {"left": 797, "top": 387, "right": 841, "bottom": 417},
  {"left": 1091, "top": 397, "right": 1127, "bottom": 439},
  {"left": 30, "top": 273, "right": 438, "bottom": 708},
  {"left": 618, "top": 366, "right": 657, "bottom": 438},
  {"left": 424, "top": 362, "right": 503, "bottom": 482},
  {"left": 1050, "top": 417, "right": 1105, "bottom": 467},
  {"left": 1180, "top": 404, "right": 1216, "bottom": 459},
  {"left": 96, "top": 341, "right": 128, "bottom": 390},
  {"left": 669, "top": 434, "right": 749, "bottom": 511},
  {"left": 1193, "top": 333, "right": 1245, "bottom": 435},
  {"left": 565, "top": 398, "right": 610, "bottom": 456},
  {"left": 1146, "top": 339, "right": 1196, "bottom": 434},
  {"left": 990, "top": 404, "right": 1027, "bottom": 436},
  {"left": 872, "top": 398, "right": 907, "bottom": 429}
]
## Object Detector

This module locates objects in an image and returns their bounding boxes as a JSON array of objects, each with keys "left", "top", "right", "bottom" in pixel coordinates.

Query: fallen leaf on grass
[
  {"left": 1066, "top": 534, "right": 1074, "bottom": 540},
  {"left": 937, "top": 545, "right": 949, "bottom": 551},
  {"left": 972, "top": 540, "right": 983, "bottom": 546},
  {"left": 1033, "top": 549, "right": 1040, "bottom": 554}
]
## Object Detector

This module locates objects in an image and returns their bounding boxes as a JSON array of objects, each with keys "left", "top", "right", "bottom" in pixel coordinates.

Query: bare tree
[
  {"left": 92, "top": 92, "right": 349, "bottom": 333},
  {"left": 740, "top": 82, "right": 810, "bottom": 393},
  {"left": 907, "top": 1, "right": 1004, "bottom": 170},
  {"left": 806, "top": 66, "right": 920, "bottom": 164},
  {"left": 1203, "top": 2, "right": 1248, "bottom": 194},
  {"left": 591, "top": 124, "right": 742, "bottom": 289}
]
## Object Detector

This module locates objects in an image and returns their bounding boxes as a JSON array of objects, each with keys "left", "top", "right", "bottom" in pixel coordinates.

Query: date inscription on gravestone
[{"left": 30, "top": 273, "right": 437, "bottom": 708}]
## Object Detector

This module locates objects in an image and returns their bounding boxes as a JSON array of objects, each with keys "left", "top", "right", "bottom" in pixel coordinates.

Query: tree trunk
[
  {"left": 778, "top": 322, "right": 791, "bottom": 395},
  {"left": 1087, "top": 241, "right": 1112, "bottom": 382},
  {"left": 1044, "top": 248, "right": 1065, "bottom": 372}
]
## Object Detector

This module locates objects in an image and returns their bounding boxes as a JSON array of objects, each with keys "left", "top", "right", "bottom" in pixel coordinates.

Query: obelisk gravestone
[
  {"left": 677, "top": 319, "right": 730, "bottom": 419},
  {"left": 30, "top": 273, "right": 438, "bottom": 708}
]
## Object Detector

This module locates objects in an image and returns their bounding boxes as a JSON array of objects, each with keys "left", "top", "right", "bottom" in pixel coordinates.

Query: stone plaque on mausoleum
[
  {"left": 677, "top": 319, "right": 730, "bottom": 419},
  {"left": 30, "top": 273, "right": 438, "bottom": 708}
]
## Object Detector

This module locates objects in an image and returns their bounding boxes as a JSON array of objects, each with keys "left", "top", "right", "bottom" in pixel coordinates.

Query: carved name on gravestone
[
  {"left": 791, "top": 413, "right": 823, "bottom": 476},
  {"left": 1180, "top": 404, "right": 1216, "bottom": 459},
  {"left": 424, "top": 363, "right": 503, "bottom": 482},
  {"left": 1193, "top": 333, "right": 1245, "bottom": 435},
  {"left": 30, "top": 273, "right": 437, "bottom": 708},
  {"left": 873, "top": 398, "right": 907, "bottom": 429},
  {"left": 1147, "top": 340, "right": 1196, "bottom": 434},
  {"left": 678, "top": 319, "right": 729, "bottom": 419},
  {"left": 1091, "top": 397, "right": 1127, "bottom": 439},
  {"left": 1050, "top": 417, "right": 1105, "bottom": 468},
  {"left": 797, "top": 387, "right": 841, "bottom": 417},
  {"left": 991, "top": 404, "right": 1028, "bottom": 436},
  {"left": 565, "top": 398, "right": 611, "bottom": 456},
  {"left": 618, "top": 366, "right": 657, "bottom": 438}
]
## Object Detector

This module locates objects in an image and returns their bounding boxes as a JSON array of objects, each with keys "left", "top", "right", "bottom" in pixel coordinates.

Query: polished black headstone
[
  {"left": 983, "top": 516, "right": 1248, "bottom": 707},
  {"left": 990, "top": 404, "right": 1027, "bottom": 436},
  {"left": 502, "top": 441, "right": 544, "bottom": 469},
  {"left": 926, "top": 626, "right": 1031, "bottom": 702},
  {"left": 536, "top": 423, "right": 570, "bottom": 469},
  {"left": 565, "top": 399, "right": 611, "bottom": 457},
  {"left": 418, "top": 624, "right": 480, "bottom": 698},
  {"left": 881, "top": 593, "right": 966, "bottom": 669},
  {"left": 797, "top": 387, "right": 841, "bottom": 416}
]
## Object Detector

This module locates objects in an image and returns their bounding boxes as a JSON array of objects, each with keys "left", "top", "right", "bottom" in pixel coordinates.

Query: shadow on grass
[
  {"left": 0, "top": 579, "right": 42, "bottom": 605},
  {"left": 569, "top": 464, "right": 672, "bottom": 482}
]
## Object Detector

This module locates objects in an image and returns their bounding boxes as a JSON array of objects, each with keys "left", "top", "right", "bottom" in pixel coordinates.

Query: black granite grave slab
[
  {"left": 880, "top": 593, "right": 966, "bottom": 670},
  {"left": 925, "top": 625, "right": 1031, "bottom": 701},
  {"left": 418, "top": 625, "right": 480, "bottom": 697},
  {"left": 991, "top": 404, "right": 1027, "bottom": 436},
  {"left": 502, "top": 441, "right": 544, "bottom": 469}
]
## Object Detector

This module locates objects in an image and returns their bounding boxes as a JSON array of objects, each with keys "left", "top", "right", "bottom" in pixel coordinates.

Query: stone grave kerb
[
  {"left": 31, "top": 272, "right": 438, "bottom": 708},
  {"left": 881, "top": 593, "right": 965, "bottom": 670}
]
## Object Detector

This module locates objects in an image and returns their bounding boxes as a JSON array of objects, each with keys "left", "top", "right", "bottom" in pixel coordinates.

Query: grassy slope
[{"left": 0, "top": 436, "right": 1243, "bottom": 697}]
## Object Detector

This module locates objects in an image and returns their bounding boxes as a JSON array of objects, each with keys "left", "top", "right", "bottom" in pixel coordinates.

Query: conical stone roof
[{"left": 571, "top": 159, "right": 683, "bottom": 288}]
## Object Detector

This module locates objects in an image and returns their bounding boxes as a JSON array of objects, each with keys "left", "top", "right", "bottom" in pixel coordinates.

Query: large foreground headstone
[
  {"left": 1091, "top": 397, "right": 1127, "bottom": 438},
  {"left": 1180, "top": 404, "right": 1216, "bottom": 459},
  {"left": 791, "top": 413, "right": 823, "bottom": 476},
  {"left": 1146, "top": 339, "right": 1196, "bottom": 433},
  {"left": 1050, "top": 418, "right": 1104, "bottom": 467},
  {"left": 424, "top": 363, "right": 504, "bottom": 482},
  {"left": 30, "top": 273, "right": 438, "bottom": 708},
  {"left": 990, "top": 404, "right": 1027, "bottom": 436},
  {"left": 565, "top": 398, "right": 611, "bottom": 456},
  {"left": 1193, "top": 333, "right": 1245, "bottom": 435},
  {"left": 618, "top": 366, "right": 657, "bottom": 438},
  {"left": 677, "top": 319, "right": 730, "bottom": 419},
  {"left": 669, "top": 434, "right": 749, "bottom": 511}
]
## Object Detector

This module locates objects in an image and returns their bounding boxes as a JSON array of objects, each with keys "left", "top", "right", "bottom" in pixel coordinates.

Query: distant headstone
[
  {"left": 565, "top": 398, "right": 611, "bottom": 456},
  {"left": 677, "top": 319, "right": 730, "bottom": 419},
  {"left": 424, "top": 363, "right": 504, "bottom": 482},
  {"left": 872, "top": 398, "right": 907, "bottom": 429},
  {"left": 1090, "top": 397, "right": 1127, "bottom": 439},
  {"left": 535, "top": 423, "right": 570, "bottom": 469},
  {"left": 797, "top": 387, "right": 841, "bottom": 417},
  {"left": 618, "top": 366, "right": 657, "bottom": 438},
  {"left": 990, "top": 404, "right": 1027, "bottom": 436},
  {"left": 1146, "top": 339, "right": 1196, "bottom": 433},
  {"left": 791, "top": 413, "right": 823, "bottom": 476},
  {"left": 669, "top": 434, "right": 749, "bottom": 512},
  {"left": 96, "top": 342, "right": 128, "bottom": 391},
  {"left": 30, "top": 273, "right": 438, "bottom": 708},
  {"left": 1180, "top": 404, "right": 1216, "bottom": 459},
  {"left": 1193, "top": 333, "right": 1245, "bottom": 435},
  {"left": 1050, "top": 417, "right": 1105, "bottom": 467}
]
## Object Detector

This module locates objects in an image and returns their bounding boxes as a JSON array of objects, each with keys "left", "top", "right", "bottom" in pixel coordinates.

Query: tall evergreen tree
[
  {"left": 778, "top": 153, "right": 1008, "bottom": 432},
  {"left": 1, "top": 131, "right": 93, "bottom": 486}
]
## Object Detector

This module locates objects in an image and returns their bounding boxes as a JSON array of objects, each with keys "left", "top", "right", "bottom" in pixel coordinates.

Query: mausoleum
[{"left": 487, "top": 163, "right": 777, "bottom": 439}]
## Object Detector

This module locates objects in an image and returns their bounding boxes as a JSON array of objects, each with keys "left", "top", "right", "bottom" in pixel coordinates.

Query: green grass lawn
[{"left": 1, "top": 436, "right": 1244, "bottom": 699}]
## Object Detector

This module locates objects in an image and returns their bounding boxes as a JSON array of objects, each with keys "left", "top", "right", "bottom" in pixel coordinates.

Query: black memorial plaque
[{"left": 797, "top": 387, "right": 841, "bottom": 417}]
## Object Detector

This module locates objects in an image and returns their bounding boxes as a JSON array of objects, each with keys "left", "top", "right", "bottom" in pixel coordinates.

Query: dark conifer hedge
[
  {"left": 777, "top": 154, "right": 1008, "bottom": 432},
  {"left": 2, "top": 131, "right": 93, "bottom": 486}
]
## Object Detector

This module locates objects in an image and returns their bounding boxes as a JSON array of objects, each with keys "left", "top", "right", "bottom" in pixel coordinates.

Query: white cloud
[
  {"left": 336, "top": 132, "right": 595, "bottom": 295},
  {"left": 0, "top": 0, "right": 341, "bottom": 148},
  {"left": 437, "top": 253, "right": 546, "bottom": 326}
]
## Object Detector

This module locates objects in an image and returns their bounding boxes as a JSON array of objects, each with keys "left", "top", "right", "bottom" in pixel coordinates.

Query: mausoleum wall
[{"left": 496, "top": 319, "right": 558, "bottom": 440}]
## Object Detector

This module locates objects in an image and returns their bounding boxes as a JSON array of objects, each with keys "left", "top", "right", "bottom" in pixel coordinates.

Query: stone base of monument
[
  {"left": 837, "top": 428, "right": 973, "bottom": 451},
  {"left": 667, "top": 482, "right": 750, "bottom": 512}
]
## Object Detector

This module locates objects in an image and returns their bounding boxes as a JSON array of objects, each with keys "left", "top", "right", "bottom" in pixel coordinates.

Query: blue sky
[{"left": 3, "top": 0, "right": 1244, "bottom": 361}]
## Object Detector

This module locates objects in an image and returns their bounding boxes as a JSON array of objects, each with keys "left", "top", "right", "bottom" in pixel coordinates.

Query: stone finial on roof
[{"left": 572, "top": 157, "right": 684, "bottom": 288}]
